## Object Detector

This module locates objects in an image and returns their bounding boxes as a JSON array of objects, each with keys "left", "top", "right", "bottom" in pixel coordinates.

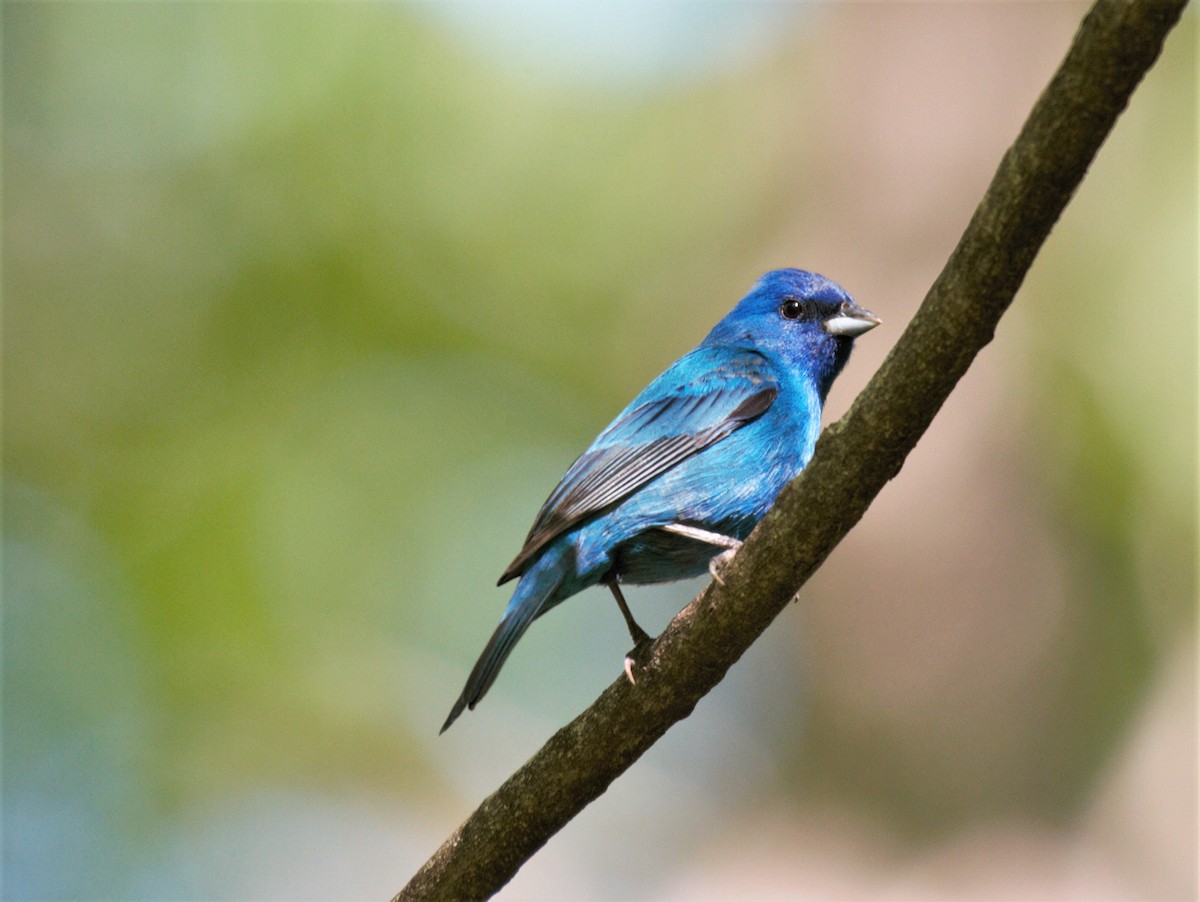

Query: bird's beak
[{"left": 823, "top": 301, "right": 881, "bottom": 337}]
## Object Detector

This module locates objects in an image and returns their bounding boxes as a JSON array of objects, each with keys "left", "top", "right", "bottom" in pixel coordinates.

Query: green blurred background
[{"left": 4, "top": 3, "right": 1196, "bottom": 899}]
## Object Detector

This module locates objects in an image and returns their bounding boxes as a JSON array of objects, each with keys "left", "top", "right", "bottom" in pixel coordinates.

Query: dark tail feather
[{"left": 440, "top": 551, "right": 566, "bottom": 733}]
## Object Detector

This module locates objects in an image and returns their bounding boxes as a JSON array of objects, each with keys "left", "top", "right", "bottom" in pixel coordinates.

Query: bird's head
[{"left": 703, "top": 268, "right": 880, "bottom": 400}]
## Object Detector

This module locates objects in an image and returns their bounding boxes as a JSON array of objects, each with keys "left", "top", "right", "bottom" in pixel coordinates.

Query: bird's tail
[{"left": 440, "top": 546, "right": 569, "bottom": 733}]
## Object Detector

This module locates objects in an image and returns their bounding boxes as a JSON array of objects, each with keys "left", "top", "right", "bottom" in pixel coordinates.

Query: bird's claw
[
  {"left": 708, "top": 543, "right": 742, "bottom": 585},
  {"left": 623, "top": 634, "right": 654, "bottom": 685},
  {"left": 658, "top": 523, "right": 743, "bottom": 585}
]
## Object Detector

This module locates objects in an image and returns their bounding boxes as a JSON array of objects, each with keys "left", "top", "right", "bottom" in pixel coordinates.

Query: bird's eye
[{"left": 780, "top": 298, "right": 804, "bottom": 320}]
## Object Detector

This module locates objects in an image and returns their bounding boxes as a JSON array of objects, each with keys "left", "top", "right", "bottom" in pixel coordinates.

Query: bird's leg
[
  {"left": 608, "top": 581, "right": 652, "bottom": 685},
  {"left": 659, "top": 523, "right": 744, "bottom": 585},
  {"left": 609, "top": 581, "right": 650, "bottom": 645}
]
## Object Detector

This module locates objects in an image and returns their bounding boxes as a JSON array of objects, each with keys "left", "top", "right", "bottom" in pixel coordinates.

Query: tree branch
[{"left": 395, "top": 1, "right": 1188, "bottom": 898}]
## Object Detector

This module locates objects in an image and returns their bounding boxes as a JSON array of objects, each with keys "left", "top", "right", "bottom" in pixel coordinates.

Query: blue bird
[{"left": 442, "top": 269, "right": 878, "bottom": 732}]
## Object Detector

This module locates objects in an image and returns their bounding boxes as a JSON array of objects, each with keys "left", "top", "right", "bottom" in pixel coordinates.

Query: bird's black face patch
[
  {"left": 780, "top": 296, "right": 840, "bottom": 325},
  {"left": 779, "top": 297, "right": 823, "bottom": 321}
]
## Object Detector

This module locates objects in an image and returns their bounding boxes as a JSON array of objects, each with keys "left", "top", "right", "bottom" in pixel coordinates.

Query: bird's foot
[
  {"left": 609, "top": 581, "right": 653, "bottom": 684},
  {"left": 623, "top": 632, "right": 654, "bottom": 685},
  {"left": 659, "top": 523, "right": 743, "bottom": 585},
  {"left": 708, "top": 542, "right": 743, "bottom": 585}
]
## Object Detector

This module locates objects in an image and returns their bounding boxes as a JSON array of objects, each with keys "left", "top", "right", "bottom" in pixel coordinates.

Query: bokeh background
[{"left": 4, "top": 3, "right": 1196, "bottom": 900}]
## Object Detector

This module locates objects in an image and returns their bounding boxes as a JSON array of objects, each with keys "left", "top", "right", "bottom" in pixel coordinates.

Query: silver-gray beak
[{"left": 823, "top": 301, "right": 881, "bottom": 337}]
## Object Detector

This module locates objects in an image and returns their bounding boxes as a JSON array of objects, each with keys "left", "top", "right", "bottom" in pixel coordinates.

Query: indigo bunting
[{"left": 442, "top": 269, "right": 878, "bottom": 731}]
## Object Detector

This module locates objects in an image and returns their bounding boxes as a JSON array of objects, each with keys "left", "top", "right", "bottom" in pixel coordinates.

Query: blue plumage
[{"left": 442, "top": 269, "right": 878, "bottom": 732}]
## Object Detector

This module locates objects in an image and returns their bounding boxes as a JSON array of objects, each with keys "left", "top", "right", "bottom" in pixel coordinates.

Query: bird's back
[{"left": 568, "top": 352, "right": 822, "bottom": 586}]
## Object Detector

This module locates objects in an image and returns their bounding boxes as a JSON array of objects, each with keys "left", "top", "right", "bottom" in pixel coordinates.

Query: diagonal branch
[{"left": 395, "top": 1, "right": 1188, "bottom": 898}]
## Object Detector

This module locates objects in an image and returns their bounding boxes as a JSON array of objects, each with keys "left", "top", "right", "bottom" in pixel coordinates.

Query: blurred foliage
[{"left": 3, "top": 3, "right": 1195, "bottom": 899}]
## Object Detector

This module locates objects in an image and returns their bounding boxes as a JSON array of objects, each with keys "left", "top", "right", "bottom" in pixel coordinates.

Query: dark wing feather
[{"left": 499, "top": 349, "right": 777, "bottom": 583}]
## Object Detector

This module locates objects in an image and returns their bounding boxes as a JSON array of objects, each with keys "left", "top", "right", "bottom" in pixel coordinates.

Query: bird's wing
[{"left": 499, "top": 348, "right": 777, "bottom": 583}]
